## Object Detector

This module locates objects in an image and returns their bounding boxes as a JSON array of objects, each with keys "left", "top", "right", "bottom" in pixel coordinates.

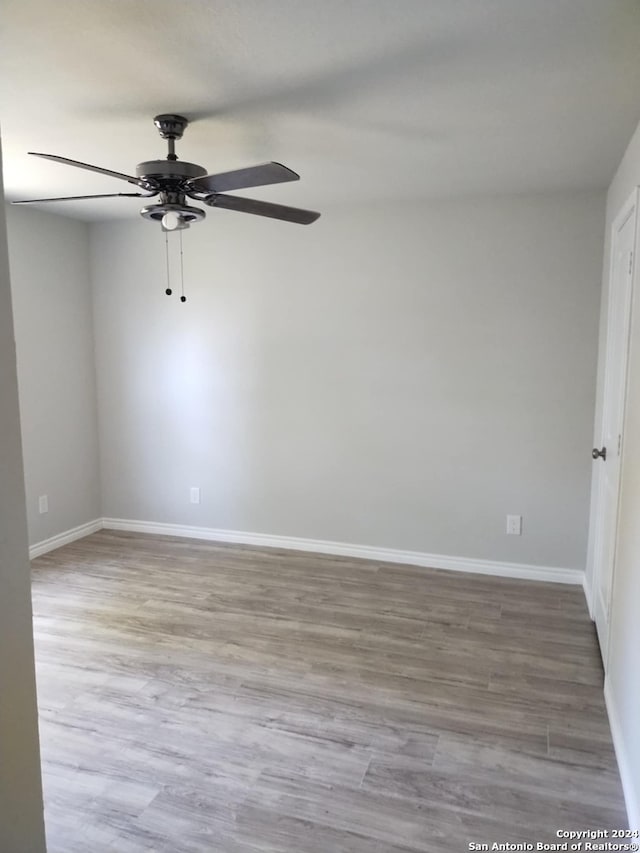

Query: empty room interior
[{"left": 2, "top": 1, "right": 640, "bottom": 851}]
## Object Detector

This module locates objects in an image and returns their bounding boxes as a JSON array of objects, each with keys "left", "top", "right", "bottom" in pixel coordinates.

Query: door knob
[{"left": 592, "top": 447, "right": 607, "bottom": 461}]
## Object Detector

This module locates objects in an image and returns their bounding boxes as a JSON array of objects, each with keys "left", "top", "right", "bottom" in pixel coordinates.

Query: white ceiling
[{"left": 1, "top": 0, "right": 640, "bottom": 221}]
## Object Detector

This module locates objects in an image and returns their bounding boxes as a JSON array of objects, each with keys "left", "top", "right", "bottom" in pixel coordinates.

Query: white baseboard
[
  {"left": 604, "top": 677, "right": 640, "bottom": 830},
  {"left": 101, "top": 517, "right": 583, "bottom": 585},
  {"left": 29, "top": 518, "right": 103, "bottom": 559},
  {"left": 29, "top": 516, "right": 584, "bottom": 586}
]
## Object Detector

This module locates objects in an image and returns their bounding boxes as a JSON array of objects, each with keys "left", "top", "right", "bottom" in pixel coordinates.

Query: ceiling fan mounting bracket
[{"left": 153, "top": 114, "right": 189, "bottom": 141}]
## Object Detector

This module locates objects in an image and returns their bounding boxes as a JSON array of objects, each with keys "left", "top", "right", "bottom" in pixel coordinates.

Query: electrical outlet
[
  {"left": 506, "top": 514, "right": 522, "bottom": 535},
  {"left": 38, "top": 495, "right": 49, "bottom": 514},
  {"left": 190, "top": 487, "right": 200, "bottom": 505}
]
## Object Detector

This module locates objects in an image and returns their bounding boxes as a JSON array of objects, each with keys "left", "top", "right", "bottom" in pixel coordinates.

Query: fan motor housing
[{"left": 136, "top": 160, "right": 207, "bottom": 183}]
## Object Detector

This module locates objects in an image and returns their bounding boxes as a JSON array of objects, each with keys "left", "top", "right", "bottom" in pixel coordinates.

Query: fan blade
[
  {"left": 12, "top": 192, "right": 153, "bottom": 204},
  {"left": 206, "top": 193, "right": 320, "bottom": 225},
  {"left": 28, "top": 152, "right": 141, "bottom": 186},
  {"left": 189, "top": 162, "right": 299, "bottom": 194}
]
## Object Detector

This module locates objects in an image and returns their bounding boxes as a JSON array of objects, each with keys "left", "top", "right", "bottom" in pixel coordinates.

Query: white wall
[
  {"left": 593, "top": 118, "right": 640, "bottom": 828},
  {"left": 91, "top": 190, "right": 604, "bottom": 572},
  {"left": 7, "top": 205, "right": 101, "bottom": 546},
  {"left": 0, "top": 142, "right": 47, "bottom": 851}
]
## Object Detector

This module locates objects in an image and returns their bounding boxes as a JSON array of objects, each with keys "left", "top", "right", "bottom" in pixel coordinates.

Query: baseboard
[
  {"left": 101, "top": 517, "right": 583, "bottom": 585},
  {"left": 604, "top": 677, "right": 640, "bottom": 830},
  {"left": 29, "top": 518, "right": 103, "bottom": 559},
  {"left": 29, "top": 516, "right": 584, "bottom": 586}
]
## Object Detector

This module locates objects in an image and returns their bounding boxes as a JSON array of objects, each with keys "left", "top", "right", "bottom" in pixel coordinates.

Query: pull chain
[
  {"left": 179, "top": 229, "right": 186, "bottom": 303},
  {"left": 163, "top": 227, "right": 187, "bottom": 302},
  {"left": 164, "top": 230, "right": 172, "bottom": 296}
]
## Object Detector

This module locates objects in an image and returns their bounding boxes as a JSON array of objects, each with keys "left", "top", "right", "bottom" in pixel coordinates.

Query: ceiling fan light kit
[{"left": 14, "top": 113, "right": 321, "bottom": 232}]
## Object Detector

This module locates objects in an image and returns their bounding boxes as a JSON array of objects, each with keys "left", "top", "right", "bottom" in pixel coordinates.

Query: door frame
[{"left": 586, "top": 187, "right": 639, "bottom": 667}]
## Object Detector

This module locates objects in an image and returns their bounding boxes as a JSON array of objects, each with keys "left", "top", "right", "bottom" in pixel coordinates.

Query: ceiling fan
[{"left": 13, "top": 114, "right": 321, "bottom": 230}]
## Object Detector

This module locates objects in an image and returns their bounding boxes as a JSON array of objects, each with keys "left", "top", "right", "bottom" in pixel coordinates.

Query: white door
[{"left": 591, "top": 191, "right": 638, "bottom": 665}]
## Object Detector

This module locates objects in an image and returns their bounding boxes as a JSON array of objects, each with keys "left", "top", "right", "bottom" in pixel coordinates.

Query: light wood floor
[{"left": 32, "top": 530, "right": 626, "bottom": 852}]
